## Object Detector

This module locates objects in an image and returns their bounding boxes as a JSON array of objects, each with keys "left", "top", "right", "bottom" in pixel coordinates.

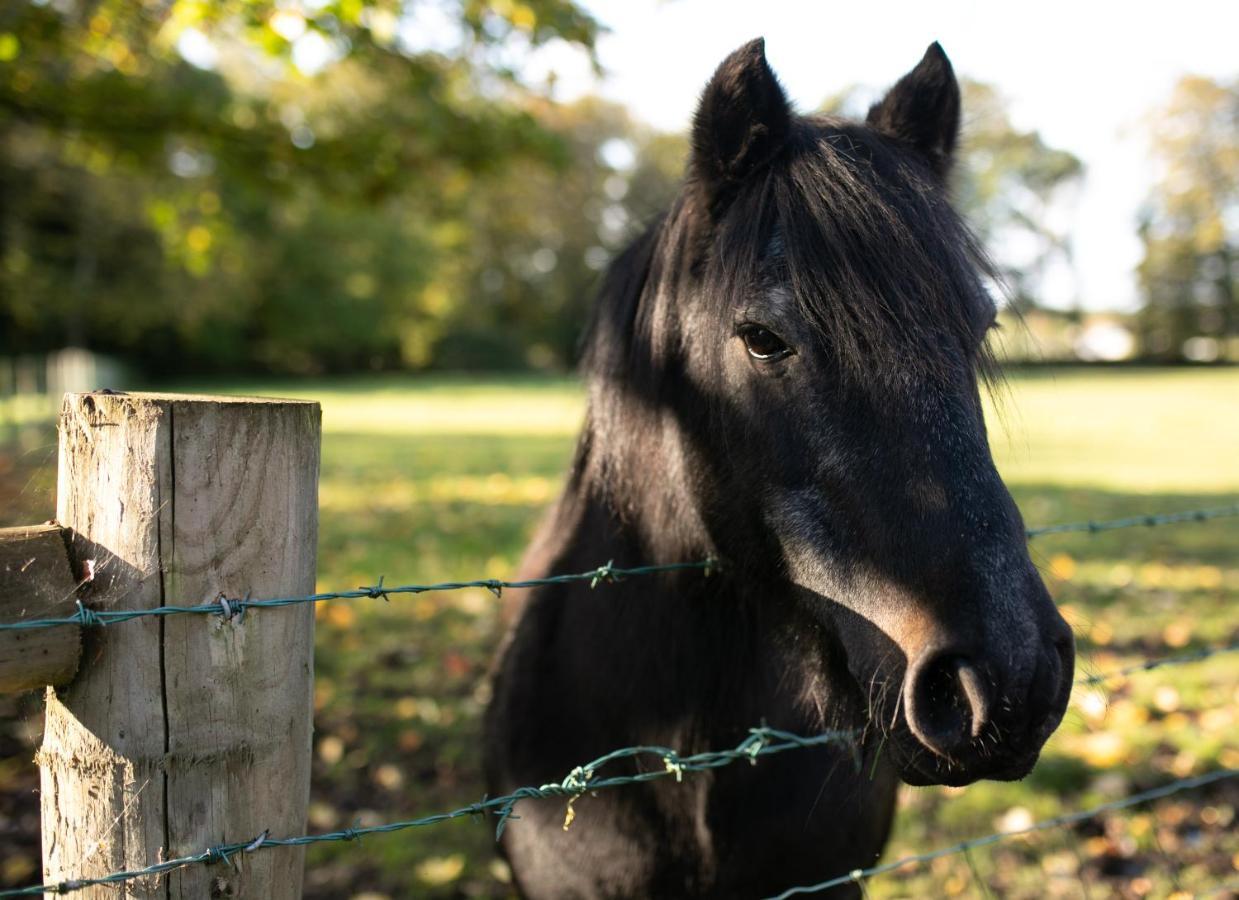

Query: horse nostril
[
  {"left": 904, "top": 652, "right": 993, "bottom": 757},
  {"left": 955, "top": 662, "right": 991, "bottom": 739}
]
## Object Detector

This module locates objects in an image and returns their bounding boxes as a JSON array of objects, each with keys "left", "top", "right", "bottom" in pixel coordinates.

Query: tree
[
  {"left": 0, "top": 0, "right": 600, "bottom": 371},
  {"left": 1136, "top": 75, "right": 1239, "bottom": 362},
  {"left": 424, "top": 98, "right": 685, "bottom": 369},
  {"left": 953, "top": 80, "right": 1083, "bottom": 312}
]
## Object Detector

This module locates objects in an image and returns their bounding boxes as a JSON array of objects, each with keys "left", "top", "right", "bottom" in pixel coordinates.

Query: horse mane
[{"left": 714, "top": 117, "right": 1000, "bottom": 388}]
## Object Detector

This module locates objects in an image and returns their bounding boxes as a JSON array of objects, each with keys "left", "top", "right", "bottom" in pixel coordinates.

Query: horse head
[{"left": 588, "top": 39, "right": 1074, "bottom": 787}]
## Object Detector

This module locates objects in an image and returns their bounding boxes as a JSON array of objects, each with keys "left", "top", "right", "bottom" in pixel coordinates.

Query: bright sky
[{"left": 528, "top": 0, "right": 1239, "bottom": 312}]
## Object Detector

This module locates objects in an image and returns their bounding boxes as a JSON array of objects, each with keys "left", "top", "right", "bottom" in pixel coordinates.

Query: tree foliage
[
  {"left": 424, "top": 98, "right": 683, "bottom": 369},
  {"left": 2, "top": 5, "right": 1107, "bottom": 373},
  {"left": 0, "top": 0, "right": 618, "bottom": 372},
  {"left": 953, "top": 80, "right": 1083, "bottom": 310},
  {"left": 1137, "top": 75, "right": 1239, "bottom": 362}
]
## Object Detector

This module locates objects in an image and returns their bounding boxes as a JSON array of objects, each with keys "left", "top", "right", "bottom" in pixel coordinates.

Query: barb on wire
[
  {"left": 0, "top": 726, "right": 856, "bottom": 898},
  {"left": 1076, "top": 641, "right": 1239, "bottom": 686},
  {"left": 1026, "top": 504, "right": 1239, "bottom": 539},
  {"left": 2, "top": 504, "right": 1236, "bottom": 634},
  {"left": 0, "top": 559, "right": 717, "bottom": 633},
  {"left": 765, "top": 768, "right": 1239, "bottom": 899}
]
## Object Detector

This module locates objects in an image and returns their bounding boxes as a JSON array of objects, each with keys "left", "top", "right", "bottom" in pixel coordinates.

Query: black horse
[{"left": 484, "top": 39, "right": 1074, "bottom": 899}]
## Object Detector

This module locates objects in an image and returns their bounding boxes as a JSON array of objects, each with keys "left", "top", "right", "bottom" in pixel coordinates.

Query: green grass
[
  {"left": 987, "top": 367, "right": 1239, "bottom": 492},
  {"left": 0, "top": 367, "right": 1236, "bottom": 898}
]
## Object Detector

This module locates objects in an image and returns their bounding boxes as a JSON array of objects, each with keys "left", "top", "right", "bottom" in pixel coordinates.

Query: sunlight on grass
[
  {"left": 9, "top": 367, "right": 1238, "bottom": 486},
  {"left": 1, "top": 367, "right": 1235, "bottom": 898},
  {"left": 175, "top": 374, "right": 586, "bottom": 436},
  {"left": 313, "top": 389, "right": 583, "bottom": 437},
  {"left": 0, "top": 394, "right": 58, "bottom": 427},
  {"left": 986, "top": 368, "right": 1239, "bottom": 492},
  {"left": 320, "top": 474, "right": 559, "bottom": 513}
]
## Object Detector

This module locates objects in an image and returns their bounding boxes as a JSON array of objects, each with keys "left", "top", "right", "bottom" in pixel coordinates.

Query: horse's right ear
[
  {"left": 866, "top": 42, "right": 961, "bottom": 177},
  {"left": 690, "top": 38, "right": 792, "bottom": 213}
]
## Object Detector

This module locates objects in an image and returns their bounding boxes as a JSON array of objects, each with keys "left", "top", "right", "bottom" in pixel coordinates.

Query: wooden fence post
[{"left": 39, "top": 392, "right": 321, "bottom": 898}]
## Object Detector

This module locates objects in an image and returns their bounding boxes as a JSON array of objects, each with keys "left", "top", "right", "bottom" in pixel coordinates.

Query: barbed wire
[
  {"left": 1076, "top": 641, "right": 1239, "bottom": 686},
  {"left": 0, "top": 629, "right": 1229, "bottom": 897},
  {"left": 0, "top": 559, "right": 715, "bottom": 632},
  {"left": 0, "top": 505, "right": 1231, "bottom": 897},
  {"left": 765, "top": 767, "right": 1239, "bottom": 899},
  {"left": 0, "top": 726, "right": 858, "bottom": 898},
  {"left": 1, "top": 503, "right": 1235, "bottom": 634},
  {"left": 1025, "top": 504, "right": 1239, "bottom": 538},
  {"left": 11, "top": 729, "right": 1233, "bottom": 898}
]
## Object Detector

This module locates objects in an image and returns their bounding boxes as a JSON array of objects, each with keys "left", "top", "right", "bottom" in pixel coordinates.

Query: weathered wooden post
[{"left": 39, "top": 392, "right": 320, "bottom": 898}]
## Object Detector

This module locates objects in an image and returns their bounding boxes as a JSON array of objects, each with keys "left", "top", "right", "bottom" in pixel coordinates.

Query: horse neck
[
  {"left": 571, "top": 380, "right": 714, "bottom": 566},
  {"left": 531, "top": 411, "right": 847, "bottom": 744}
]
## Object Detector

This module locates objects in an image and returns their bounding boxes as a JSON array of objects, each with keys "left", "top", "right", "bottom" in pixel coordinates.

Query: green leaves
[{"left": 0, "top": 0, "right": 606, "bottom": 371}]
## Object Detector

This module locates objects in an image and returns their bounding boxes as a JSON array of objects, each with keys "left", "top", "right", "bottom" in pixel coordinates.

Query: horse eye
[{"left": 739, "top": 325, "right": 792, "bottom": 361}]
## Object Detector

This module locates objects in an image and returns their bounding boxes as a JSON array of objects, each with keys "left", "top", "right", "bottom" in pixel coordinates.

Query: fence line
[
  {"left": 1, "top": 635, "right": 1233, "bottom": 896},
  {"left": 0, "top": 560, "right": 715, "bottom": 632},
  {"left": 6, "top": 632, "right": 1237, "bottom": 896},
  {"left": 1076, "top": 640, "right": 1239, "bottom": 686},
  {"left": 7, "top": 718, "right": 1236, "bottom": 898},
  {"left": 0, "top": 726, "right": 857, "bottom": 898},
  {"left": 3, "top": 503, "right": 1236, "bottom": 635},
  {"left": 764, "top": 767, "right": 1239, "bottom": 899},
  {"left": 3, "top": 502, "right": 1236, "bottom": 895},
  {"left": 1025, "top": 504, "right": 1239, "bottom": 538}
]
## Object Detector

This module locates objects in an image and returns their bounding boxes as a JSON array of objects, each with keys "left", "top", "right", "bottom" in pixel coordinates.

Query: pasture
[{"left": 0, "top": 366, "right": 1236, "bottom": 898}]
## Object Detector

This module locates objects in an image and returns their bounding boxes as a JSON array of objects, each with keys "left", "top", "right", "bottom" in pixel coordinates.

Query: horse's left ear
[
  {"left": 691, "top": 37, "right": 792, "bottom": 212},
  {"left": 866, "top": 42, "right": 961, "bottom": 177}
]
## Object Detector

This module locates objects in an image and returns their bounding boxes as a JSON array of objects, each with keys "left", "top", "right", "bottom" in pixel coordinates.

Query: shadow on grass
[
  {"left": 299, "top": 480, "right": 1239, "bottom": 899},
  {"left": 1, "top": 441, "right": 1236, "bottom": 897}
]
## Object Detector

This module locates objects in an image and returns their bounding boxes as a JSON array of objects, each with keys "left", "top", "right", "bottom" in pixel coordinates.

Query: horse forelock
[
  {"left": 585, "top": 116, "right": 1001, "bottom": 392},
  {"left": 710, "top": 118, "right": 1002, "bottom": 390},
  {"left": 574, "top": 112, "right": 1006, "bottom": 539}
]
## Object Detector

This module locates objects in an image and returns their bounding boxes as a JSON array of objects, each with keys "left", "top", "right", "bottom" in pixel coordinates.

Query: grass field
[{"left": 0, "top": 366, "right": 1236, "bottom": 898}]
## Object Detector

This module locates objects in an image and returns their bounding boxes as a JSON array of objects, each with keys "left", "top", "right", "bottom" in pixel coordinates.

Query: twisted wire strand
[
  {"left": 764, "top": 767, "right": 1239, "bottom": 899},
  {"left": 0, "top": 560, "right": 715, "bottom": 631},
  {"left": 1075, "top": 641, "right": 1239, "bottom": 686},
  {"left": 0, "top": 726, "right": 857, "bottom": 898},
  {"left": 1, "top": 503, "right": 1235, "bottom": 633},
  {"left": 1025, "top": 504, "right": 1239, "bottom": 538},
  {"left": 0, "top": 503, "right": 1233, "bottom": 894}
]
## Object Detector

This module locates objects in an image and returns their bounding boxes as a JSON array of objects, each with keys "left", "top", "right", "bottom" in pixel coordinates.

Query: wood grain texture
[
  {"left": 0, "top": 523, "right": 81, "bottom": 693},
  {"left": 40, "top": 392, "right": 320, "bottom": 899}
]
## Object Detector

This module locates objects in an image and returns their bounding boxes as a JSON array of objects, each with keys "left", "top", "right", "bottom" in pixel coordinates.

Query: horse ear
[
  {"left": 691, "top": 38, "right": 791, "bottom": 210},
  {"left": 866, "top": 42, "right": 961, "bottom": 177}
]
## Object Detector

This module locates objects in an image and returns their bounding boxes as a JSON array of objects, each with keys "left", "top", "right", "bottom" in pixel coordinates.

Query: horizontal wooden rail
[{"left": 0, "top": 523, "right": 81, "bottom": 693}]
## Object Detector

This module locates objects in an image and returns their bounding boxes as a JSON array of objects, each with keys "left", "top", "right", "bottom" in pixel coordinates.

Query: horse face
[
  {"left": 716, "top": 300, "right": 1075, "bottom": 785},
  {"left": 686, "top": 40, "right": 1074, "bottom": 786}
]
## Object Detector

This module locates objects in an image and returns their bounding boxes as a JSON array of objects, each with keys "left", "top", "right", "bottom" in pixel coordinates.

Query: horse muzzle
[{"left": 891, "top": 618, "right": 1075, "bottom": 786}]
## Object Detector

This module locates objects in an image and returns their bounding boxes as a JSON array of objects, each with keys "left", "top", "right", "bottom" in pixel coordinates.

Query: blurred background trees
[
  {"left": 0, "top": 1, "right": 1235, "bottom": 376},
  {"left": 0, "top": 0, "right": 626, "bottom": 373},
  {"left": 953, "top": 80, "right": 1083, "bottom": 314},
  {"left": 1137, "top": 74, "right": 1239, "bottom": 362}
]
